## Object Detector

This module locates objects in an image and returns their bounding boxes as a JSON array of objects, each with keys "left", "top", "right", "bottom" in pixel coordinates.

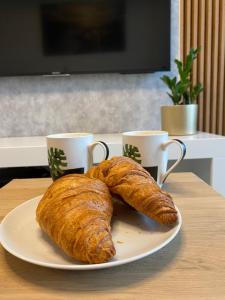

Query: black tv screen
[{"left": 0, "top": 0, "right": 171, "bottom": 76}]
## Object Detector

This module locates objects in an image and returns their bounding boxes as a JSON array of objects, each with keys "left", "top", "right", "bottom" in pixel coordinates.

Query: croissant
[
  {"left": 87, "top": 156, "right": 177, "bottom": 225},
  {"left": 36, "top": 174, "right": 116, "bottom": 264}
]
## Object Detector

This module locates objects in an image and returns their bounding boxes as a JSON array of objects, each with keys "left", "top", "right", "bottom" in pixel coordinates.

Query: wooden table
[{"left": 0, "top": 173, "right": 225, "bottom": 300}]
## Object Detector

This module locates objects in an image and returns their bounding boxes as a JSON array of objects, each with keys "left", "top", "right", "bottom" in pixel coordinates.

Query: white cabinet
[{"left": 0, "top": 132, "right": 225, "bottom": 196}]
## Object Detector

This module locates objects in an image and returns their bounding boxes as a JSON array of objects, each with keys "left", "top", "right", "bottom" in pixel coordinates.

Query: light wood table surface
[{"left": 0, "top": 173, "right": 225, "bottom": 300}]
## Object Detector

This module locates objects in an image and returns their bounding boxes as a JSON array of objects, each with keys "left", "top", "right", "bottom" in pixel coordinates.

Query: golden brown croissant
[
  {"left": 36, "top": 174, "right": 116, "bottom": 264},
  {"left": 87, "top": 156, "right": 177, "bottom": 225}
]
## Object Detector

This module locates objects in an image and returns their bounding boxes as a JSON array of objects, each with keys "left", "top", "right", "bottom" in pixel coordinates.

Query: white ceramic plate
[{"left": 0, "top": 196, "right": 182, "bottom": 270}]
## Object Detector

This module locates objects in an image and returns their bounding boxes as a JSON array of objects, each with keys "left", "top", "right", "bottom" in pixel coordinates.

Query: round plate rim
[{"left": 0, "top": 195, "right": 182, "bottom": 270}]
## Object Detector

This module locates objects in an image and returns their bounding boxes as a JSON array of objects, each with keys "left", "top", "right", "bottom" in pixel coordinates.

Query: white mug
[
  {"left": 122, "top": 130, "right": 186, "bottom": 186},
  {"left": 47, "top": 133, "right": 109, "bottom": 180}
]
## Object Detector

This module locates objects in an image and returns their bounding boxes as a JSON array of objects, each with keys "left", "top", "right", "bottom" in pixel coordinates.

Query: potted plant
[{"left": 160, "top": 48, "right": 203, "bottom": 135}]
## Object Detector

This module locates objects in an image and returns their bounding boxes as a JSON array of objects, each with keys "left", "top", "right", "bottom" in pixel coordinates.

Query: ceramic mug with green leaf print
[
  {"left": 47, "top": 133, "right": 109, "bottom": 181},
  {"left": 122, "top": 131, "right": 186, "bottom": 187}
]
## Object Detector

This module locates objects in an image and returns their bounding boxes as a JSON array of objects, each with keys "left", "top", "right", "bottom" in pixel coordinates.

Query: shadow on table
[{"left": 3, "top": 231, "right": 183, "bottom": 294}]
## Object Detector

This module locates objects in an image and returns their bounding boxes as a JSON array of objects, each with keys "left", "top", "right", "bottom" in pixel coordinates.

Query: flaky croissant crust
[
  {"left": 87, "top": 156, "right": 178, "bottom": 225},
  {"left": 36, "top": 174, "right": 116, "bottom": 264}
]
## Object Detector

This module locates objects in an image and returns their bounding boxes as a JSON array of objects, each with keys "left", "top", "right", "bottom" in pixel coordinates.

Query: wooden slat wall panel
[
  {"left": 180, "top": 0, "right": 225, "bottom": 135},
  {"left": 184, "top": 1, "right": 192, "bottom": 57},
  {"left": 191, "top": 0, "right": 198, "bottom": 87},
  {"left": 204, "top": 0, "right": 212, "bottom": 133},
  {"left": 197, "top": 0, "right": 205, "bottom": 130},
  {"left": 218, "top": 0, "right": 225, "bottom": 135},
  {"left": 180, "top": 0, "right": 184, "bottom": 62},
  {"left": 211, "top": 0, "right": 219, "bottom": 133}
]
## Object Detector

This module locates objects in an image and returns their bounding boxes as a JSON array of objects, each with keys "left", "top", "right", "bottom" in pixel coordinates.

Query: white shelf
[
  {"left": 0, "top": 132, "right": 225, "bottom": 196},
  {"left": 0, "top": 132, "right": 225, "bottom": 167}
]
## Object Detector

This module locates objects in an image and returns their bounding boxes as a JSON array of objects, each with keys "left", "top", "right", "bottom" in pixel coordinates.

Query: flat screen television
[{"left": 0, "top": 0, "right": 171, "bottom": 76}]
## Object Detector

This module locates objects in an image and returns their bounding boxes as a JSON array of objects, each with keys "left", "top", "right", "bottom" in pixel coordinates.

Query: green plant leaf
[
  {"left": 123, "top": 144, "right": 142, "bottom": 163},
  {"left": 48, "top": 147, "right": 68, "bottom": 180},
  {"left": 161, "top": 75, "right": 173, "bottom": 89},
  {"left": 174, "top": 59, "right": 184, "bottom": 80},
  {"left": 161, "top": 47, "right": 203, "bottom": 104},
  {"left": 190, "top": 83, "right": 204, "bottom": 103}
]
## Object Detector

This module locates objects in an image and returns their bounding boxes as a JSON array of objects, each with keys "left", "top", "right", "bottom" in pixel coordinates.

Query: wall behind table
[
  {"left": 180, "top": 0, "right": 225, "bottom": 136},
  {"left": 0, "top": 1, "right": 179, "bottom": 138}
]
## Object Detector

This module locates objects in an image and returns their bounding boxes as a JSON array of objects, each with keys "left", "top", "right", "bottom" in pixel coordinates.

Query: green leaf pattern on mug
[
  {"left": 123, "top": 144, "right": 142, "bottom": 164},
  {"left": 48, "top": 147, "right": 68, "bottom": 180}
]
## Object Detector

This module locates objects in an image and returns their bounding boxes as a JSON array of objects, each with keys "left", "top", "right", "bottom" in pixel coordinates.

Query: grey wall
[{"left": 0, "top": 1, "right": 179, "bottom": 137}]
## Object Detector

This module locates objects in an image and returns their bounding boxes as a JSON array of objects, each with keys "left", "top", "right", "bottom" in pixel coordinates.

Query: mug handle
[
  {"left": 160, "top": 139, "right": 186, "bottom": 185},
  {"left": 88, "top": 140, "right": 109, "bottom": 169}
]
